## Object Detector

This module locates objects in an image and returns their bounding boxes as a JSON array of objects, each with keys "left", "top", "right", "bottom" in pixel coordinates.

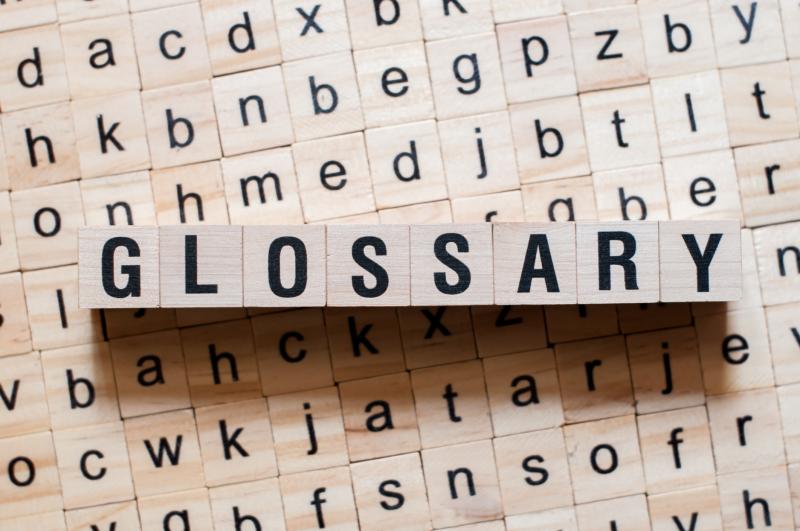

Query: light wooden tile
[
  {"left": 544, "top": 304, "right": 618, "bottom": 343},
  {"left": 397, "top": 306, "right": 477, "bottom": 369},
  {"left": 505, "top": 506, "right": 577, "bottom": 531},
  {"left": 2, "top": 512, "right": 66, "bottom": 531},
  {"left": 778, "top": 383, "right": 800, "bottom": 463},
  {"left": 593, "top": 164, "right": 669, "bottom": 221},
  {"left": 418, "top": 0, "right": 493, "bottom": 41},
  {"left": 451, "top": 190, "right": 526, "bottom": 223},
  {"left": 64, "top": 501, "right": 140, "bottom": 531},
  {"left": 0, "top": 273, "right": 32, "bottom": 356},
  {"left": 421, "top": 440, "right": 503, "bottom": 528},
  {"left": 159, "top": 225, "right": 242, "bottom": 308},
  {"left": 283, "top": 52, "right": 364, "bottom": 141},
  {"left": 327, "top": 224, "right": 409, "bottom": 306},
  {"left": 339, "top": 372, "right": 420, "bottom": 461},
  {"left": 353, "top": 41, "right": 435, "bottom": 128},
  {"left": 128, "top": 0, "right": 196, "bottom": 12},
  {"left": 52, "top": 420, "right": 135, "bottom": 509},
  {"left": 427, "top": 32, "right": 507, "bottom": 120},
  {"left": 0, "top": 0, "right": 57, "bottom": 32},
  {"left": 345, "top": 0, "right": 423, "bottom": 50},
  {"left": 510, "top": 96, "right": 590, "bottom": 184},
  {"left": 137, "top": 488, "right": 214, "bottom": 531},
  {"left": 564, "top": 415, "right": 645, "bottom": 504},
  {"left": 766, "top": 303, "right": 800, "bottom": 385},
  {"left": 350, "top": 452, "right": 432, "bottom": 530},
  {"left": 273, "top": 0, "right": 351, "bottom": 62},
  {"left": 717, "top": 466, "right": 793, "bottom": 530},
  {"left": 735, "top": 139, "right": 800, "bottom": 228},
  {"left": 575, "top": 494, "right": 651, "bottom": 531},
  {"left": 379, "top": 200, "right": 453, "bottom": 224},
  {"left": 0, "top": 352, "right": 49, "bottom": 438},
  {"left": 555, "top": 335, "right": 634, "bottom": 423},
  {"left": 521, "top": 176, "right": 597, "bottom": 222},
  {"left": 56, "top": 0, "right": 127, "bottom": 22},
  {"left": 152, "top": 162, "right": 229, "bottom": 225},
  {"left": 80, "top": 171, "right": 157, "bottom": 227},
  {"left": 648, "top": 485, "right": 723, "bottom": 531},
  {"left": 410, "top": 360, "right": 492, "bottom": 448},
  {"left": 471, "top": 305, "right": 548, "bottom": 358},
  {"left": 754, "top": 221, "right": 800, "bottom": 306},
  {"left": 209, "top": 479, "right": 285, "bottom": 531},
  {"left": 781, "top": 0, "right": 800, "bottom": 58},
  {"left": 0, "top": 430, "right": 62, "bottom": 519},
  {"left": 0, "top": 122, "right": 9, "bottom": 191},
  {"left": 790, "top": 463, "right": 800, "bottom": 525},
  {"left": 124, "top": 408, "right": 205, "bottom": 497},
  {"left": 492, "top": 0, "right": 561, "bottom": 24},
  {"left": 710, "top": 0, "right": 786, "bottom": 68},
  {"left": 279, "top": 466, "right": 358, "bottom": 530},
  {"left": 617, "top": 302, "right": 693, "bottom": 335}
]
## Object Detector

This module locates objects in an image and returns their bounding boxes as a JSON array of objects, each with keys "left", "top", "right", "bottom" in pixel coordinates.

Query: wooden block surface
[
  {"left": 754, "top": 220, "right": 800, "bottom": 306},
  {"left": 0, "top": 430, "right": 62, "bottom": 519},
  {"left": 0, "top": 25, "right": 68, "bottom": 111},
  {"left": 647, "top": 484, "right": 723, "bottom": 531},
  {"left": 0, "top": 353, "right": 49, "bottom": 438},
  {"left": 279, "top": 465, "right": 359, "bottom": 530}
]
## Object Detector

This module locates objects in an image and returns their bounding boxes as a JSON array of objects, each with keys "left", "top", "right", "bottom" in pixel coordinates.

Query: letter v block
[
  {"left": 79, "top": 227, "right": 159, "bottom": 308},
  {"left": 660, "top": 220, "right": 741, "bottom": 302}
]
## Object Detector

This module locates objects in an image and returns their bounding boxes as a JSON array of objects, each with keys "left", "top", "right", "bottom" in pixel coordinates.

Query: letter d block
[
  {"left": 660, "top": 220, "right": 741, "bottom": 302},
  {"left": 79, "top": 227, "right": 159, "bottom": 309}
]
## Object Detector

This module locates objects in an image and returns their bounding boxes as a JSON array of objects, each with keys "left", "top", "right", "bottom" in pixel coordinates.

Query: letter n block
[{"left": 79, "top": 227, "right": 159, "bottom": 309}]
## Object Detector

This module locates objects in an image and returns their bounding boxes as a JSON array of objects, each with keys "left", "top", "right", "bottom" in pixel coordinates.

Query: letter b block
[{"left": 79, "top": 227, "right": 159, "bottom": 308}]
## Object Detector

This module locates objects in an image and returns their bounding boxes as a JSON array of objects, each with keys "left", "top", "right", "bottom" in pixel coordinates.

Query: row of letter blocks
[{"left": 78, "top": 221, "right": 743, "bottom": 308}]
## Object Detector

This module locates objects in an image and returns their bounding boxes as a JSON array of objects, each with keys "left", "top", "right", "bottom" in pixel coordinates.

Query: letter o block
[{"left": 79, "top": 227, "right": 159, "bottom": 308}]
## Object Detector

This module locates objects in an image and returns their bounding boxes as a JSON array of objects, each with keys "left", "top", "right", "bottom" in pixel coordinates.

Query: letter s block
[{"left": 79, "top": 226, "right": 159, "bottom": 308}]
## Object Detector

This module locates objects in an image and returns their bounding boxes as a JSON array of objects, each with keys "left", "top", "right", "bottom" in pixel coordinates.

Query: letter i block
[
  {"left": 79, "top": 227, "right": 160, "bottom": 309},
  {"left": 659, "top": 220, "right": 741, "bottom": 302},
  {"left": 160, "top": 225, "right": 242, "bottom": 308},
  {"left": 576, "top": 221, "right": 659, "bottom": 303}
]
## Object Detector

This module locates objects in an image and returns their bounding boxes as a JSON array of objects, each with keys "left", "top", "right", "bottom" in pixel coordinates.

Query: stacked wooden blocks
[{"left": 0, "top": 0, "right": 800, "bottom": 530}]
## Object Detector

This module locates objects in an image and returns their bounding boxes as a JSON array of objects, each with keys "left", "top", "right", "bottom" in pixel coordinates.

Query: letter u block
[{"left": 79, "top": 227, "right": 159, "bottom": 308}]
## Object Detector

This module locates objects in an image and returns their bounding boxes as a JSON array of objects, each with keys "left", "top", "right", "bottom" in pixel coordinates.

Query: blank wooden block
[
  {"left": 707, "top": 388, "right": 785, "bottom": 475},
  {"left": 151, "top": 161, "right": 230, "bottom": 225},
  {"left": 493, "top": 222, "right": 576, "bottom": 305},
  {"left": 575, "top": 494, "right": 651, "bottom": 531},
  {"left": 52, "top": 420, "right": 135, "bottom": 509},
  {"left": 195, "top": 398, "right": 277, "bottom": 487},
  {"left": 283, "top": 52, "right": 364, "bottom": 141},
  {"left": 345, "top": 0, "right": 422, "bottom": 49},
  {"left": 451, "top": 190, "right": 525, "bottom": 223},
  {"left": 353, "top": 42, "right": 435, "bottom": 128},
  {"left": 64, "top": 501, "right": 140, "bottom": 531},
  {"left": 721, "top": 61, "right": 799, "bottom": 147},
  {"left": 418, "top": 0, "right": 493, "bottom": 41},
  {"left": 580, "top": 85, "right": 660, "bottom": 173},
  {"left": 60, "top": 14, "right": 140, "bottom": 98},
  {"left": 0, "top": 0, "right": 56, "bottom": 31},
  {"left": 766, "top": 303, "right": 800, "bottom": 385},
  {"left": 754, "top": 220, "right": 800, "bottom": 306},
  {"left": 181, "top": 319, "right": 260, "bottom": 406},
  {"left": 252, "top": 309, "right": 334, "bottom": 396},
  {"left": 555, "top": 335, "right": 634, "bottom": 423},
  {"left": 568, "top": 6, "right": 647, "bottom": 92},
  {"left": 131, "top": 3, "right": 212, "bottom": 89},
  {"left": 1, "top": 512, "right": 65, "bottom": 531},
  {"left": 491, "top": 0, "right": 561, "bottom": 23},
  {"left": 0, "top": 24, "right": 68, "bottom": 111},
  {"left": 211, "top": 66, "right": 294, "bottom": 156},
  {"left": 426, "top": 32, "right": 507, "bottom": 120},
  {"left": 781, "top": 0, "right": 800, "bottom": 58},
  {"left": 327, "top": 224, "right": 409, "bottom": 306},
  {"left": 576, "top": 221, "right": 659, "bottom": 304},
  {"left": 80, "top": 171, "right": 156, "bottom": 227},
  {"left": 267, "top": 386, "right": 348, "bottom": 475},
  {"left": 618, "top": 302, "right": 692, "bottom": 335},
  {"left": 662, "top": 149, "right": 744, "bottom": 223},
  {"left": 638, "top": 0, "right": 717, "bottom": 78},
  {"left": 592, "top": 164, "right": 669, "bottom": 221},
  {"left": 201, "top": 0, "right": 282, "bottom": 76},
  {"left": 41, "top": 342, "right": 119, "bottom": 430},
  {"left": 651, "top": 70, "right": 730, "bottom": 157},
  {"left": 159, "top": 225, "right": 242, "bottom": 308},
  {"left": 734, "top": 139, "right": 800, "bottom": 228},
  {"left": 124, "top": 408, "right": 205, "bottom": 497},
  {"left": 410, "top": 360, "right": 492, "bottom": 448},
  {"left": 2, "top": 102, "right": 79, "bottom": 190},
  {"left": 209, "top": 479, "right": 285, "bottom": 531},
  {"left": 778, "top": 383, "right": 800, "bottom": 463},
  {"left": 421, "top": 440, "right": 503, "bottom": 528},
  {"left": 78, "top": 226, "right": 159, "bottom": 309},
  {"left": 717, "top": 466, "right": 794, "bottom": 531},
  {"left": 710, "top": 0, "right": 787, "bottom": 68},
  {"left": 279, "top": 466, "right": 358, "bottom": 530},
  {"left": 350, "top": 452, "right": 432, "bottom": 530},
  {"left": 564, "top": 414, "right": 645, "bottom": 504},
  {"left": 0, "top": 273, "right": 32, "bottom": 357},
  {"left": 471, "top": 305, "right": 548, "bottom": 358},
  {"left": 483, "top": 348, "right": 564, "bottom": 436},
  {"left": 626, "top": 326, "right": 705, "bottom": 415},
  {"left": 509, "top": 96, "right": 590, "bottom": 184},
  {"left": 22, "top": 265, "right": 104, "bottom": 350},
  {"left": 325, "top": 307, "right": 405, "bottom": 381},
  {"left": 128, "top": 0, "right": 195, "bottom": 11},
  {"left": 505, "top": 506, "right": 578, "bottom": 531},
  {"left": 137, "top": 488, "right": 214, "bottom": 531},
  {"left": 141, "top": 81, "right": 222, "bottom": 169},
  {"left": 0, "top": 353, "right": 49, "bottom": 438},
  {"left": 696, "top": 307, "right": 775, "bottom": 395},
  {"left": 293, "top": 133, "right": 375, "bottom": 222},
  {"left": 494, "top": 428, "right": 573, "bottom": 515},
  {"left": 544, "top": 304, "right": 618, "bottom": 343},
  {"left": 379, "top": 199, "right": 453, "bottom": 224},
  {"left": 397, "top": 306, "right": 477, "bottom": 369},
  {"left": 410, "top": 224, "right": 493, "bottom": 306},
  {"left": 648, "top": 485, "right": 723, "bottom": 531},
  {"left": 522, "top": 176, "right": 598, "bottom": 223},
  {"left": 0, "top": 430, "right": 62, "bottom": 519},
  {"left": 339, "top": 372, "right": 420, "bottom": 461},
  {"left": 56, "top": 0, "right": 127, "bottom": 22},
  {"left": 109, "top": 329, "right": 192, "bottom": 418}
]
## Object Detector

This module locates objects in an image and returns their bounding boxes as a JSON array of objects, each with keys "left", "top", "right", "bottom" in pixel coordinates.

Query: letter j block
[{"left": 79, "top": 227, "right": 159, "bottom": 309}]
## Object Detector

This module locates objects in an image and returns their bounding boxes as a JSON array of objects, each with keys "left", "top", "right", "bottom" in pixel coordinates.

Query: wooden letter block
[
  {"left": 56, "top": 0, "right": 128, "bottom": 22},
  {"left": 471, "top": 305, "right": 548, "bottom": 358},
  {"left": 345, "top": 0, "right": 422, "bottom": 50},
  {"left": 717, "top": 466, "right": 794, "bottom": 531},
  {"left": 451, "top": 190, "right": 526, "bottom": 223},
  {"left": 522, "top": 176, "right": 598, "bottom": 223},
  {"left": 0, "top": 273, "right": 32, "bottom": 357},
  {"left": 273, "top": 0, "right": 351, "bottom": 61},
  {"left": 159, "top": 225, "right": 242, "bottom": 308},
  {"left": 64, "top": 501, "right": 140, "bottom": 531},
  {"left": 398, "top": 306, "right": 477, "bottom": 369},
  {"left": 0, "top": 431, "right": 62, "bottom": 519},
  {"left": 410, "top": 224, "right": 493, "bottom": 306},
  {"left": 648, "top": 485, "right": 723, "bottom": 531},
  {"left": 0, "top": 25, "right": 68, "bottom": 111},
  {"left": 327, "top": 224, "right": 409, "bottom": 306},
  {"left": 766, "top": 303, "right": 800, "bottom": 385},
  {"left": 660, "top": 220, "right": 742, "bottom": 302},
  {"left": 734, "top": 139, "right": 800, "bottom": 228},
  {"left": 421, "top": 440, "right": 503, "bottom": 528},
  {"left": 418, "top": 0, "right": 492, "bottom": 41},
  {"left": 710, "top": 0, "right": 787, "bottom": 68},
  {"left": 575, "top": 494, "right": 651, "bottom": 531},
  {"left": 617, "top": 302, "right": 692, "bottom": 335},
  {"left": 209, "top": 479, "right": 285, "bottom": 531},
  {"left": 493, "top": 222, "right": 576, "bottom": 305},
  {"left": 576, "top": 221, "right": 659, "bottom": 304},
  {"left": 0, "top": 0, "right": 56, "bottom": 32},
  {"left": 0, "top": 353, "right": 49, "bottom": 438},
  {"left": 279, "top": 466, "right": 359, "bottom": 530},
  {"left": 754, "top": 220, "right": 800, "bottom": 306},
  {"left": 544, "top": 304, "right": 618, "bottom": 343},
  {"left": 80, "top": 171, "right": 157, "bottom": 227},
  {"left": 151, "top": 161, "right": 230, "bottom": 225},
  {"left": 564, "top": 415, "right": 645, "bottom": 504},
  {"left": 137, "top": 488, "right": 214, "bottom": 531},
  {"left": 592, "top": 164, "right": 669, "bottom": 221}
]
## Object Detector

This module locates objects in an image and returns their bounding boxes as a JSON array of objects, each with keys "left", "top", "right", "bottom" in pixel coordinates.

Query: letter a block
[
  {"left": 79, "top": 227, "right": 159, "bottom": 308},
  {"left": 659, "top": 220, "right": 742, "bottom": 302}
]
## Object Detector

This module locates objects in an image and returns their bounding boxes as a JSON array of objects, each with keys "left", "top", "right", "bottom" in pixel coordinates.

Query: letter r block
[
  {"left": 659, "top": 220, "right": 742, "bottom": 302},
  {"left": 79, "top": 227, "right": 160, "bottom": 309}
]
